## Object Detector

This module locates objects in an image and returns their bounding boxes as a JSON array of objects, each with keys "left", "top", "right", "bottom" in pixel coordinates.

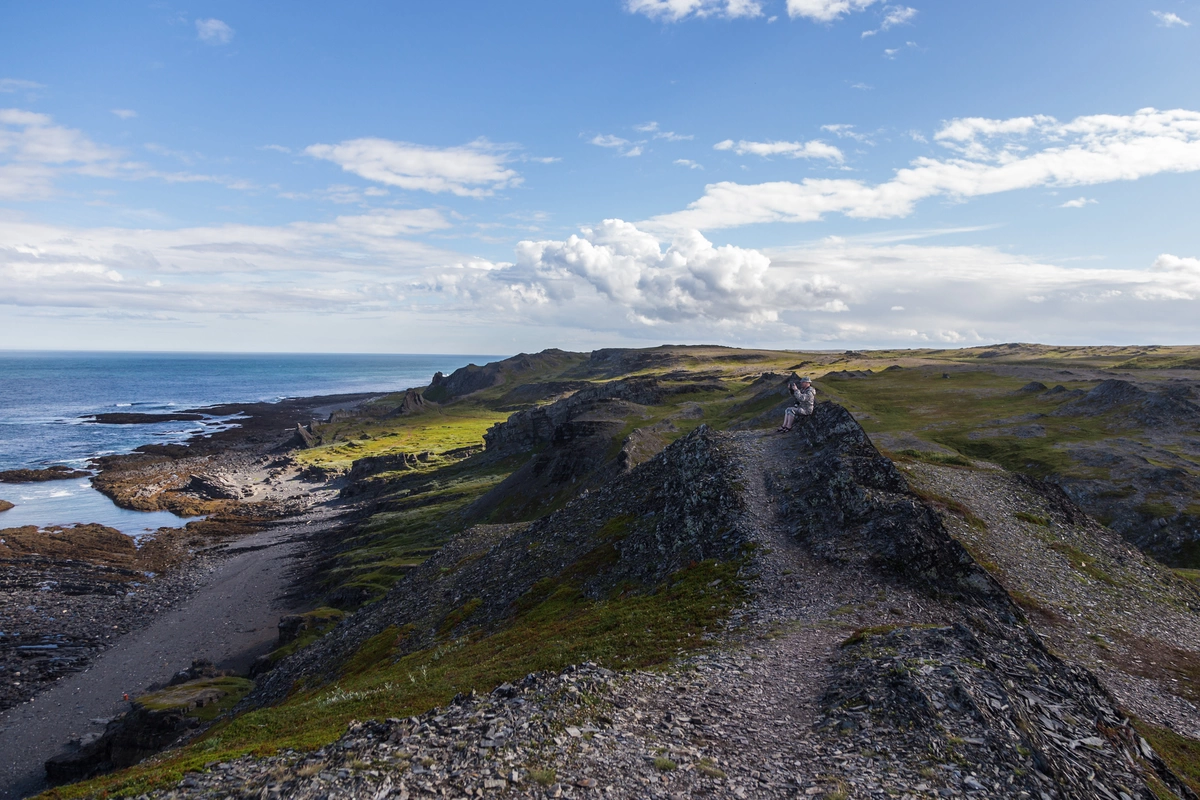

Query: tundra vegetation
[{"left": 42, "top": 343, "right": 1200, "bottom": 798}]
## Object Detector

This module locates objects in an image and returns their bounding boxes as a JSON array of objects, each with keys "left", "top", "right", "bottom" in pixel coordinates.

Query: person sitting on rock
[{"left": 778, "top": 377, "right": 816, "bottom": 432}]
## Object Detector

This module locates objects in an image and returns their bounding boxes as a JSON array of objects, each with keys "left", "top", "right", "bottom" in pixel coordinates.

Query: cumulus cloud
[
  {"left": 196, "top": 18, "right": 234, "bottom": 44},
  {"left": 650, "top": 108, "right": 1200, "bottom": 231},
  {"left": 413, "top": 220, "right": 1200, "bottom": 344},
  {"left": 305, "top": 137, "right": 521, "bottom": 197},
  {"left": 675, "top": 159, "right": 704, "bottom": 169},
  {"left": 862, "top": 4, "right": 917, "bottom": 36},
  {"left": 1059, "top": 197, "right": 1097, "bottom": 208},
  {"left": 713, "top": 138, "right": 845, "bottom": 162},
  {"left": 1152, "top": 10, "right": 1190, "bottom": 27},
  {"left": 495, "top": 220, "right": 848, "bottom": 326},
  {"left": 625, "top": 0, "right": 763, "bottom": 22},
  {"left": 787, "top": 0, "right": 880, "bottom": 22}
]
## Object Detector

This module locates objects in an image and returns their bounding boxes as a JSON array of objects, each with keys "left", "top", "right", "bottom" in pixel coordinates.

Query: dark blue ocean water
[{"left": 0, "top": 352, "right": 500, "bottom": 534}]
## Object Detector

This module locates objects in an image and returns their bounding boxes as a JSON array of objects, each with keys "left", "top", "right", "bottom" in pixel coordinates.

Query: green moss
[
  {"left": 1137, "top": 500, "right": 1176, "bottom": 519},
  {"left": 1131, "top": 717, "right": 1200, "bottom": 796},
  {"left": 911, "top": 486, "right": 987, "bottom": 530},
  {"left": 136, "top": 678, "right": 254, "bottom": 723},
  {"left": 528, "top": 768, "right": 556, "bottom": 786},
  {"left": 1048, "top": 541, "right": 1120, "bottom": 586},
  {"left": 894, "top": 449, "right": 974, "bottom": 468},
  {"left": 263, "top": 608, "right": 346, "bottom": 665},
  {"left": 438, "top": 597, "right": 482, "bottom": 636},
  {"left": 1014, "top": 511, "right": 1051, "bottom": 527}
]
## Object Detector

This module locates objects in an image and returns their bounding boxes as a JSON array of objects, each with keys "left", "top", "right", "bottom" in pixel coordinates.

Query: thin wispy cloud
[
  {"left": 305, "top": 137, "right": 521, "bottom": 197},
  {"left": 625, "top": 0, "right": 763, "bottom": 22},
  {"left": 196, "top": 18, "right": 235, "bottom": 45},
  {"left": 1059, "top": 197, "right": 1098, "bottom": 208},
  {"left": 590, "top": 134, "right": 644, "bottom": 157},
  {"left": 862, "top": 4, "right": 917, "bottom": 37},
  {"left": 675, "top": 159, "right": 704, "bottom": 169},
  {"left": 821, "top": 124, "right": 872, "bottom": 143},
  {"left": 0, "top": 79, "right": 44, "bottom": 93},
  {"left": 1152, "top": 10, "right": 1190, "bottom": 27},
  {"left": 714, "top": 138, "right": 845, "bottom": 162},
  {"left": 650, "top": 108, "right": 1200, "bottom": 231},
  {"left": 635, "top": 122, "right": 694, "bottom": 142},
  {"left": 110, "top": 109, "right": 137, "bottom": 120}
]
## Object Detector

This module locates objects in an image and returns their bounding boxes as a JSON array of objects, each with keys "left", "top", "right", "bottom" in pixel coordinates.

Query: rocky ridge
[{"left": 135, "top": 399, "right": 1200, "bottom": 799}]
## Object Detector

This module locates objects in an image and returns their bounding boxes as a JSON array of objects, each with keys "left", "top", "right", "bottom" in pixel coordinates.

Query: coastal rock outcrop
[{"left": 0, "top": 466, "right": 90, "bottom": 483}]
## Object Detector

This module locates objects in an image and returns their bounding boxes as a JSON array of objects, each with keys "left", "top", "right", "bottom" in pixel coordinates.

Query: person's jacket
[{"left": 790, "top": 385, "right": 816, "bottom": 415}]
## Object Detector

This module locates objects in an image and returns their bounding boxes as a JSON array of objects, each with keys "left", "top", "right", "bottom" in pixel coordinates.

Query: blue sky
[{"left": 2, "top": 0, "right": 1198, "bottom": 352}]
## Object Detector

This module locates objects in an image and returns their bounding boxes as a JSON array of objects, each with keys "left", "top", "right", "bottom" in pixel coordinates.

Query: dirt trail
[
  {"left": 547, "top": 428, "right": 954, "bottom": 797},
  {"left": 0, "top": 514, "right": 330, "bottom": 800}
]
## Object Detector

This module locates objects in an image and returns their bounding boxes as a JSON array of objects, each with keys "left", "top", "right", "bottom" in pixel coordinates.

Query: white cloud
[
  {"left": 260, "top": 144, "right": 291, "bottom": 154},
  {"left": 713, "top": 138, "right": 845, "bottom": 162},
  {"left": 7, "top": 206, "right": 1200, "bottom": 345},
  {"left": 862, "top": 4, "right": 917, "bottom": 36},
  {"left": 417, "top": 220, "right": 1200, "bottom": 343},
  {"left": 0, "top": 208, "right": 460, "bottom": 315},
  {"left": 590, "top": 134, "right": 644, "bottom": 157},
  {"left": 650, "top": 108, "right": 1200, "bottom": 231},
  {"left": 636, "top": 121, "right": 693, "bottom": 141},
  {"left": 110, "top": 109, "right": 137, "bottom": 120},
  {"left": 305, "top": 137, "right": 521, "bottom": 197},
  {"left": 1059, "top": 197, "right": 1097, "bottom": 208},
  {"left": 0, "top": 108, "right": 127, "bottom": 199},
  {"left": 625, "top": 0, "right": 763, "bottom": 22},
  {"left": 501, "top": 220, "right": 847, "bottom": 325},
  {"left": 1152, "top": 10, "right": 1190, "bottom": 27},
  {"left": 0, "top": 108, "right": 259, "bottom": 197},
  {"left": 822, "top": 123, "right": 872, "bottom": 143},
  {"left": 0, "top": 79, "right": 44, "bottom": 93},
  {"left": 196, "top": 18, "right": 234, "bottom": 45},
  {"left": 787, "top": 0, "right": 880, "bottom": 22},
  {"left": 592, "top": 134, "right": 632, "bottom": 148},
  {"left": 675, "top": 159, "right": 704, "bottom": 169}
]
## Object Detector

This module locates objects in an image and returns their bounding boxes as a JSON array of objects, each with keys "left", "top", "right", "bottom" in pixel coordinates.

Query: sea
[{"left": 0, "top": 352, "right": 501, "bottom": 537}]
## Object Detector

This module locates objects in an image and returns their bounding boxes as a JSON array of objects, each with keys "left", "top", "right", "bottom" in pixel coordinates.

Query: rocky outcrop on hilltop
[
  {"left": 1051, "top": 378, "right": 1200, "bottom": 428},
  {"left": 782, "top": 402, "right": 1013, "bottom": 611},
  {"left": 424, "top": 350, "right": 583, "bottom": 402}
]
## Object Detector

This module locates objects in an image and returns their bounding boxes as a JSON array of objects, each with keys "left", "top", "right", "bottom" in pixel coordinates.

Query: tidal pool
[{"left": 0, "top": 478, "right": 202, "bottom": 540}]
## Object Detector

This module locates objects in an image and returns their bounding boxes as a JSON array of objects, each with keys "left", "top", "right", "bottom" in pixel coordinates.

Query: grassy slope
[{"left": 47, "top": 343, "right": 1200, "bottom": 798}]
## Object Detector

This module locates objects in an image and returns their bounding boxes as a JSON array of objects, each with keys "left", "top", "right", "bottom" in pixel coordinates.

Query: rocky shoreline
[{"left": 0, "top": 391, "right": 373, "bottom": 721}]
